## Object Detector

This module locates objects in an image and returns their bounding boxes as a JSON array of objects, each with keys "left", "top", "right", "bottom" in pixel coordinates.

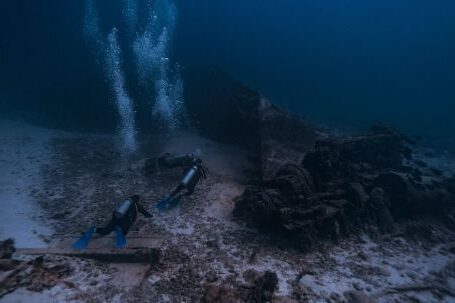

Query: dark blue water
[
  {"left": 175, "top": 0, "right": 455, "bottom": 144},
  {"left": 1, "top": 0, "right": 454, "bottom": 146}
]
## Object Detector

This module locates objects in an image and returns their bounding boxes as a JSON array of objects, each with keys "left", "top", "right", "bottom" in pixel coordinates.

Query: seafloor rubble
[
  {"left": 234, "top": 124, "right": 455, "bottom": 250},
  {"left": 1, "top": 69, "right": 455, "bottom": 302},
  {"left": 0, "top": 239, "right": 71, "bottom": 298},
  {"left": 187, "top": 67, "right": 455, "bottom": 250}
]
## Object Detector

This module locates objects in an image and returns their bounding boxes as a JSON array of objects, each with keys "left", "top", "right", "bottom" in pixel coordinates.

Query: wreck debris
[
  {"left": 0, "top": 239, "right": 71, "bottom": 299},
  {"left": 0, "top": 239, "right": 15, "bottom": 259},
  {"left": 183, "top": 67, "right": 316, "bottom": 180},
  {"left": 234, "top": 125, "right": 455, "bottom": 249},
  {"left": 201, "top": 284, "right": 240, "bottom": 303},
  {"left": 15, "top": 234, "right": 162, "bottom": 264},
  {"left": 242, "top": 269, "right": 279, "bottom": 302},
  {"left": 183, "top": 69, "right": 455, "bottom": 246},
  {"left": 16, "top": 247, "right": 160, "bottom": 264},
  {"left": 201, "top": 270, "right": 279, "bottom": 303}
]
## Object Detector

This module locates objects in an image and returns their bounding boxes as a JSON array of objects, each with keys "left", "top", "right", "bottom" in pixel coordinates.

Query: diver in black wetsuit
[
  {"left": 156, "top": 153, "right": 206, "bottom": 210},
  {"left": 73, "top": 195, "right": 152, "bottom": 249},
  {"left": 170, "top": 157, "right": 206, "bottom": 197},
  {"left": 95, "top": 195, "right": 153, "bottom": 236},
  {"left": 156, "top": 152, "right": 198, "bottom": 170}
]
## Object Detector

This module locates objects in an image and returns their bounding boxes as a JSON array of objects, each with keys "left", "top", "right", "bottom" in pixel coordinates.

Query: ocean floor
[
  {"left": 0, "top": 120, "right": 56, "bottom": 248},
  {"left": 1, "top": 119, "right": 455, "bottom": 303}
]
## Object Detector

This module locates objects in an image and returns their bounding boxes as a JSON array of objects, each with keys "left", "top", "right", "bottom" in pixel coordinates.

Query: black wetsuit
[
  {"left": 157, "top": 153, "right": 197, "bottom": 170},
  {"left": 170, "top": 158, "right": 206, "bottom": 197},
  {"left": 96, "top": 195, "right": 152, "bottom": 236}
]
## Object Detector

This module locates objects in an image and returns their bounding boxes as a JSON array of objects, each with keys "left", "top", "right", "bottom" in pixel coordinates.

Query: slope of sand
[
  {"left": 1, "top": 120, "right": 455, "bottom": 303},
  {"left": 0, "top": 119, "right": 58, "bottom": 247}
]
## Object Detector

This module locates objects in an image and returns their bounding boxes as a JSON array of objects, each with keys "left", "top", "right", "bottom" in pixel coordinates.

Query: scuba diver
[
  {"left": 156, "top": 152, "right": 198, "bottom": 169},
  {"left": 73, "top": 195, "right": 152, "bottom": 250},
  {"left": 145, "top": 150, "right": 201, "bottom": 172},
  {"left": 156, "top": 152, "right": 206, "bottom": 210}
]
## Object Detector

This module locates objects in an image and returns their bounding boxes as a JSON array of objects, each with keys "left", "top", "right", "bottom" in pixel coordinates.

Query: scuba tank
[
  {"left": 181, "top": 165, "right": 199, "bottom": 187},
  {"left": 115, "top": 198, "right": 133, "bottom": 219},
  {"left": 154, "top": 149, "right": 206, "bottom": 211},
  {"left": 73, "top": 195, "right": 150, "bottom": 249}
]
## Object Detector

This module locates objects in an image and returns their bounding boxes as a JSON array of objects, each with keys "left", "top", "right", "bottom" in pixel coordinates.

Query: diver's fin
[
  {"left": 115, "top": 226, "right": 126, "bottom": 248},
  {"left": 72, "top": 226, "right": 96, "bottom": 250},
  {"left": 156, "top": 196, "right": 171, "bottom": 210},
  {"left": 168, "top": 196, "right": 182, "bottom": 209},
  {"left": 156, "top": 196, "right": 181, "bottom": 211}
]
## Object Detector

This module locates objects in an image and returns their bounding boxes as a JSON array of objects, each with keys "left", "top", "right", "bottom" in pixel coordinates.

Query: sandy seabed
[{"left": 1, "top": 119, "right": 455, "bottom": 303}]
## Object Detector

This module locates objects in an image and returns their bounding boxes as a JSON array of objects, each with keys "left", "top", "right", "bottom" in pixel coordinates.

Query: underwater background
[
  {"left": 1, "top": 0, "right": 454, "bottom": 146},
  {"left": 2, "top": 2, "right": 455, "bottom": 301}
]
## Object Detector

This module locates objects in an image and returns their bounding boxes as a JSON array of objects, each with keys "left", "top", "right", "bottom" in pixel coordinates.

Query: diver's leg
[
  {"left": 115, "top": 226, "right": 126, "bottom": 248},
  {"left": 72, "top": 226, "right": 96, "bottom": 250},
  {"left": 137, "top": 203, "right": 153, "bottom": 218},
  {"left": 170, "top": 184, "right": 184, "bottom": 197},
  {"left": 95, "top": 217, "right": 116, "bottom": 235},
  {"left": 185, "top": 187, "right": 195, "bottom": 196},
  {"left": 184, "top": 180, "right": 197, "bottom": 196}
]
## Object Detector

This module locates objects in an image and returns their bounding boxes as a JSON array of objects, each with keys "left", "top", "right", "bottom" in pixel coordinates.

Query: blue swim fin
[
  {"left": 156, "top": 196, "right": 171, "bottom": 210},
  {"left": 72, "top": 226, "right": 96, "bottom": 250},
  {"left": 168, "top": 196, "right": 181, "bottom": 209},
  {"left": 156, "top": 196, "right": 181, "bottom": 211},
  {"left": 115, "top": 226, "right": 126, "bottom": 248}
]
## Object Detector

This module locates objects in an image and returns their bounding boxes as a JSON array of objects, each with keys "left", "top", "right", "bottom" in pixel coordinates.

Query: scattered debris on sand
[
  {"left": 0, "top": 239, "right": 71, "bottom": 299},
  {"left": 1, "top": 69, "right": 455, "bottom": 303},
  {"left": 234, "top": 124, "right": 455, "bottom": 250},
  {"left": 10, "top": 122, "right": 450, "bottom": 303}
]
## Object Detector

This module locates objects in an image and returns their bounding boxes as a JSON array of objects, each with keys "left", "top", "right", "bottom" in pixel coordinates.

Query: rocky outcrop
[
  {"left": 184, "top": 67, "right": 316, "bottom": 179},
  {"left": 183, "top": 67, "right": 262, "bottom": 148},
  {"left": 234, "top": 126, "right": 455, "bottom": 249},
  {"left": 258, "top": 103, "right": 316, "bottom": 179},
  {"left": 0, "top": 239, "right": 15, "bottom": 259},
  {"left": 242, "top": 269, "right": 279, "bottom": 302},
  {"left": 201, "top": 284, "right": 240, "bottom": 303},
  {"left": 184, "top": 67, "right": 455, "bottom": 248},
  {"left": 201, "top": 270, "right": 279, "bottom": 303}
]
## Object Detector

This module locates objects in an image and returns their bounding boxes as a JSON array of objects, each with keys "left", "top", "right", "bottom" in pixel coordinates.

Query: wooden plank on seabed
[
  {"left": 14, "top": 234, "right": 163, "bottom": 264},
  {"left": 52, "top": 234, "right": 163, "bottom": 250},
  {"left": 14, "top": 247, "right": 160, "bottom": 264}
]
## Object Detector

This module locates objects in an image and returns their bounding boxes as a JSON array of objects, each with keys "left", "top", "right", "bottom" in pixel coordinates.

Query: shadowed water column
[
  {"left": 123, "top": 0, "right": 138, "bottom": 36},
  {"left": 83, "top": 0, "right": 104, "bottom": 61},
  {"left": 106, "top": 28, "right": 137, "bottom": 156}
]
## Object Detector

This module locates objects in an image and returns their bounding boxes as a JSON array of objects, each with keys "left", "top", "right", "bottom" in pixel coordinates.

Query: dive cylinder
[
  {"left": 115, "top": 199, "right": 133, "bottom": 218},
  {"left": 181, "top": 165, "right": 198, "bottom": 187}
]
